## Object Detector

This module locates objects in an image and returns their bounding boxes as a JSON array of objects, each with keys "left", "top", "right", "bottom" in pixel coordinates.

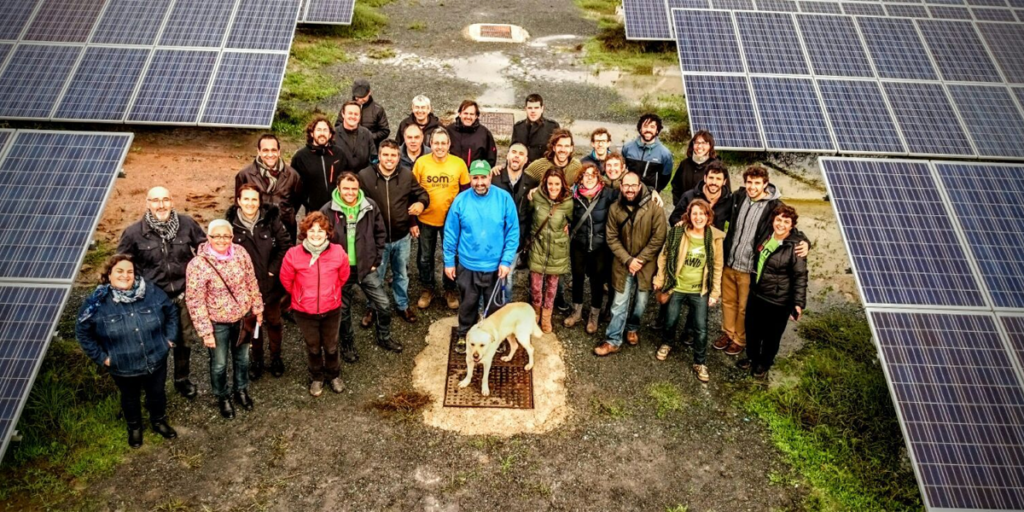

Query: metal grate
[
  {"left": 443, "top": 327, "right": 535, "bottom": 409},
  {"left": 479, "top": 24, "right": 513, "bottom": 39},
  {"left": 479, "top": 112, "right": 515, "bottom": 140}
]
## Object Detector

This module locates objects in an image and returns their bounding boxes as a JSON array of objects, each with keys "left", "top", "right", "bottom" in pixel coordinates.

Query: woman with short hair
[
  {"left": 564, "top": 162, "right": 616, "bottom": 334},
  {"left": 186, "top": 219, "right": 264, "bottom": 418},
  {"left": 528, "top": 168, "right": 574, "bottom": 333},
  {"left": 76, "top": 254, "right": 179, "bottom": 448}
]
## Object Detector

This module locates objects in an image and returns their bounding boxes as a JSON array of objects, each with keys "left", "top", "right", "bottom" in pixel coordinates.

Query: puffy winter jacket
[
  {"left": 751, "top": 232, "right": 808, "bottom": 311},
  {"left": 349, "top": 96, "right": 390, "bottom": 146},
  {"left": 357, "top": 164, "right": 430, "bottom": 243},
  {"left": 320, "top": 195, "right": 386, "bottom": 281},
  {"left": 290, "top": 143, "right": 344, "bottom": 212},
  {"left": 234, "top": 160, "right": 303, "bottom": 239},
  {"left": 279, "top": 244, "right": 351, "bottom": 315},
  {"left": 226, "top": 204, "right": 291, "bottom": 304},
  {"left": 527, "top": 192, "right": 573, "bottom": 275},
  {"left": 606, "top": 186, "right": 668, "bottom": 292},
  {"left": 570, "top": 185, "right": 616, "bottom": 253},
  {"left": 334, "top": 125, "right": 377, "bottom": 173},
  {"left": 117, "top": 214, "right": 206, "bottom": 297},
  {"left": 448, "top": 119, "right": 497, "bottom": 167},
  {"left": 511, "top": 117, "right": 559, "bottom": 162}
]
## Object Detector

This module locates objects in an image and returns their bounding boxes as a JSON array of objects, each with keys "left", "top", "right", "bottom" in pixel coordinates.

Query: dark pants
[
  {"left": 110, "top": 357, "right": 168, "bottom": 426},
  {"left": 170, "top": 294, "right": 197, "bottom": 383},
  {"left": 570, "top": 242, "right": 610, "bottom": 308},
  {"left": 417, "top": 224, "right": 456, "bottom": 291},
  {"left": 663, "top": 292, "right": 710, "bottom": 364},
  {"left": 244, "top": 301, "right": 283, "bottom": 363},
  {"left": 294, "top": 307, "right": 343, "bottom": 381},
  {"left": 340, "top": 266, "right": 392, "bottom": 344},
  {"left": 456, "top": 264, "right": 498, "bottom": 336},
  {"left": 744, "top": 295, "right": 792, "bottom": 370},
  {"left": 208, "top": 321, "right": 249, "bottom": 399}
]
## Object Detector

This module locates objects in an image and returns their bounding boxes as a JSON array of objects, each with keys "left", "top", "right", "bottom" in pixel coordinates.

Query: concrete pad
[
  {"left": 462, "top": 24, "right": 530, "bottom": 43},
  {"left": 412, "top": 316, "right": 569, "bottom": 436}
]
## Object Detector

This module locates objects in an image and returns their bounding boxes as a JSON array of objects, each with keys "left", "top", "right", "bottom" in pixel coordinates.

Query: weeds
[
  {"left": 367, "top": 390, "right": 432, "bottom": 415},
  {"left": 647, "top": 382, "right": 685, "bottom": 418},
  {"left": 408, "top": 21, "right": 426, "bottom": 30},
  {"left": 743, "top": 306, "right": 923, "bottom": 511},
  {"left": 590, "top": 397, "right": 631, "bottom": 419}
]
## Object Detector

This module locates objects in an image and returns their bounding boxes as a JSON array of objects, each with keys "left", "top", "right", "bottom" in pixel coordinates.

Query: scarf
[
  {"left": 237, "top": 210, "right": 259, "bottom": 235},
  {"left": 692, "top": 154, "right": 710, "bottom": 165},
  {"left": 303, "top": 237, "right": 329, "bottom": 266},
  {"left": 662, "top": 225, "right": 714, "bottom": 293},
  {"left": 204, "top": 242, "right": 235, "bottom": 261},
  {"left": 78, "top": 278, "right": 147, "bottom": 322},
  {"left": 145, "top": 210, "right": 180, "bottom": 242},
  {"left": 576, "top": 181, "right": 603, "bottom": 199},
  {"left": 254, "top": 156, "right": 284, "bottom": 193},
  {"left": 112, "top": 277, "right": 147, "bottom": 303}
]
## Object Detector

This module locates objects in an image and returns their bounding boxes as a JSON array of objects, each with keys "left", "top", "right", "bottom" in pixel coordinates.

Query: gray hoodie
[{"left": 727, "top": 183, "right": 781, "bottom": 273}]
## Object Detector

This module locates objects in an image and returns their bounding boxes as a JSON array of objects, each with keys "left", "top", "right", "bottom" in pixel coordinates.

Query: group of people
[{"left": 74, "top": 83, "right": 809, "bottom": 448}]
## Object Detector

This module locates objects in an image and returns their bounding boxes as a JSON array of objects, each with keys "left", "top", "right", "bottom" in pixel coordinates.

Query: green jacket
[
  {"left": 527, "top": 192, "right": 574, "bottom": 275},
  {"left": 606, "top": 186, "right": 668, "bottom": 293}
]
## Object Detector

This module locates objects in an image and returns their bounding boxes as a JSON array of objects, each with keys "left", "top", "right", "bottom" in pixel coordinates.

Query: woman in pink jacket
[
  {"left": 186, "top": 219, "right": 264, "bottom": 419},
  {"left": 280, "top": 212, "right": 351, "bottom": 397}
]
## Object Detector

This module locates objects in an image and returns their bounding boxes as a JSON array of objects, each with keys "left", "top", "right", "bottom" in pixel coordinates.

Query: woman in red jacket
[{"left": 279, "top": 212, "right": 351, "bottom": 397}]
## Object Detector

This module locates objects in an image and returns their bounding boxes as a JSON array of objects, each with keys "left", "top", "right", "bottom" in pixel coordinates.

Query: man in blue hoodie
[
  {"left": 621, "top": 113, "right": 674, "bottom": 192},
  {"left": 443, "top": 160, "right": 520, "bottom": 354}
]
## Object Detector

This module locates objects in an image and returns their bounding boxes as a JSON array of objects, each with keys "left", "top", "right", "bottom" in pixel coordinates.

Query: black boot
[
  {"left": 174, "top": 379, "right": 198, "bottom": 399},
  {"left": 341, "top": 338, "right": 359, "bottom": 363},
  {"left": 233, "top": 390, "right": 254, "bottom": 411},
  {"left": 151, "top": 417, "right": 177, "bottom": 439},
  {"left": 555, "top": 294, "right": 572, "bottom": 314},
  {"left": 269, "top": 357, "right": 285, "bottom": 378},
  {"left": 376, "top": 337, "right": 403, "bottom": 353},
  {"left": 127, "top": 422, "right": 143, "bottom": 448},
  {"left": 218, "top": 397, "right": 235, "bottom": 419},
  {"left": 249, "top": 359, "right": 264, "bottom": 381}
]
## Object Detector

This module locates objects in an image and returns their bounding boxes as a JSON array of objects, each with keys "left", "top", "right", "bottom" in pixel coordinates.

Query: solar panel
[
  {"left": 936, "top": 162, "right": 1024, "bottom": 308},
  {"left": 22, "top": 0, "right": 105, "bottom": 43},
  {"left": 973, "top": 5, "right": 1018, "bottom": 17},
  {"left": 1011, "top": 0, "right": 1024, "bottom": 7},
  {"left": 302, "top": 0, "right": 356, "bottom": 24},
  {"left": 623, "top": 0, "right": 672, "bottom": 40},
  {"left": 928, "top": 0, "right": 967, "bottom": 5},
  {"left": 0, "top": 44, "right": 12, "bottom": 68},
  {"left": 0, "top": 284, "right": 71, "bottom": 462},
  {"left": 682, "top": 75, "right": 765, "bottom": 150},
  {"left": 0, "top": 0, "right": 40, "bottom": 41},
  {"left": 928, "top": 5, "right": 974, "bottom": 18},
  {"left": 868, "top": 310, "right": 1024, "bottom": 511},
  {"left": 0, "top": 44, "right": 82, "bottom": 119},
  {"left": 200, "top": 52, "right": 288, "bottom": 127},
  {"left": 0, "top": 130, "right": 13, "bottom": 154},
  {"left": 0, "top": 131, "right": 132, "bottom": 281},
  {"left": 158, "top": 0, "right": 239, "bottom": 48},
  {"left": 817, "top": 79, "right": 906, "bottom": 154},
  {"left": 977, "top": 22, "right": 1024, "bottom": 84},
  {"left": 711, "top": 0, "right": 756, "bottom": 8},
  {"left": 946, "top": 84, "right": 1024, "bottom": 158},
  {"left": 882, "top": 82, "right": 976, "bottom": 157},
  {"left": 226, "top": 0, "right": 301, "bottom": 51},
  {"left": 796, "top": 14, "right": 874, "bottom": 77},
  {"left": 673, "top": 9, "right": 745, "bottom": 73},
  {"left": 90, "top": 0, "right": 173, "bottom": 46},
  {"left": 750, "top": 76, "right": 835, "bottom": 151},
  {"left": 820, "top": 158, "right": 986, "bottom": 306},
  {"left": 916, "top": 19, "right": 1003, "bottom": 82},
  {"left": 668, "top": 0, "right": 711, "bottom": 7},
  {"left": 127, "top": 49, "right": 218, "bottom": 124},
  {"left": 967, "top": 0, "right": 1008, "bottom": 6},
  {"left": 1015, "top": 86, "right": 1024, "bottom": 107},
  {"left": 885, "top": 3, "right": 932, "bottom": 15},
  {"left": 756, "top": 0, "right": 800, "bottom": 11},
  {"left": 857, "top": 17, "right": 939, "bottom": 80},
  {"left": 842, "top": 2, "right": 886, "bottom": 14},
  {"left": 799, "top": 1, "right": 843, "bottom": 13},
  {"left": 736, "top": 11, "right": 810, "bottom": 74},
  {"left": 1001, "top": 315, "right": 1024, "bottom": 367},
  {"left": 52, "top": 47, "right": 149, "bottom": 122}
]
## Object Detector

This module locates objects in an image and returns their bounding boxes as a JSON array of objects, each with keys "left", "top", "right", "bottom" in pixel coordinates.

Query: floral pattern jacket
[{"left": 185, "top": 243, "right": 264, "bottom": 338}]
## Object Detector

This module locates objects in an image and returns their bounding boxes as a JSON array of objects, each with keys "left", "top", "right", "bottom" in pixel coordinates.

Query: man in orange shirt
[{"left": 412, "top": 128, "right": 470, "bottom": 310}]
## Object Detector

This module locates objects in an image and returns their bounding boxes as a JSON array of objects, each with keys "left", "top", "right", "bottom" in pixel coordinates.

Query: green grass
[
  {"left": 742, "top": 306, "right": 924, "bottom": 511},
  {"left": 647, "top": 382, "right": 685, "bottom": 418},
  {"left": 575, "top": 0, "right": 620, "bottom": 16}
]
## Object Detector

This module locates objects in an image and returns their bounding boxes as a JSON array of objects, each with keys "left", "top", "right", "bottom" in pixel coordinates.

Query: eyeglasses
[{"left": 209, "top": 234, "right": 233, "bottom": 240}]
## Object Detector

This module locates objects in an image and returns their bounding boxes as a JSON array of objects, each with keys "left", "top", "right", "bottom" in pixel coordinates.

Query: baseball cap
[
  {"left": 352, "top": 79, "right": 370, "bottom": 98},
  {"left": 469, "top": 160, "right": 492, "bottom": 176}
]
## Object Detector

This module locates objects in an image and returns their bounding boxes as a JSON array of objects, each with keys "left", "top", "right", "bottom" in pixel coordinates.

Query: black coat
[
  {"left": 570, "top": 186, "right": 616, "bottom": 253},
  {"left": 290, "top": 143, "right": 344, "bottom": 213},
  {"left": 333, "top": 125, "right": 377, "bottom": 173},
  {"left": 357, "top": 164, "right": 430, "bottom": 243},
  {"left": 751, "top": 232, "right": 808, "bottom": 311},
  {"left": 669, "top": 181, "right": 734, "bottom": 231},
  {"left": 336, "top": 96, "right": 390, "bottom": 146},
  {"left": 396, "top": 113, "right": 441, "bottom": 147},
  {"left": 512, "top": 117, "right": 559, "bottom": 162},
  {"left": 448, "top": 119, "right": 497, "bottom": 167},
  {"left": 226, "top": 204, "right": 291, "bottom": 303},
  {"left": 116, "top": 214, "right": 206, "bottom": 296},
  {"left": 670, "top": 156, "right": 722, "bottom": 204},
  {"left": 493, "top": 168, "right": 540, "bottom": 252},
  {"left": 234, "top": 160, "right": 303, "bottom": 240},
  {"left": 319, "top": 197, "right": 386, "bottom": 281}
]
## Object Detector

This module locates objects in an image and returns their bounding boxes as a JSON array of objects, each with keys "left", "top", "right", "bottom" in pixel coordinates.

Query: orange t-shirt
[{"left": 413, "top": 154, "right": 470, "bottom": 227}]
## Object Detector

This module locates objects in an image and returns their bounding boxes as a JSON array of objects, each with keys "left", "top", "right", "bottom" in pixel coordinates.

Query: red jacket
[{"left": 279, "top": 244, "right": 351, "bottom": 315}]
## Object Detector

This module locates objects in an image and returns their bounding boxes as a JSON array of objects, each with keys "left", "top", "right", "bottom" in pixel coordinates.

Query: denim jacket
[{"left": 75, "top": 280, "right": 178, "bottom": 377}]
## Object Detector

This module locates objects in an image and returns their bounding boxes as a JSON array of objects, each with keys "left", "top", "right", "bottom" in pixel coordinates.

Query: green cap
[{"left": 468, "top": 160, "right": 492, "bottom": 176}]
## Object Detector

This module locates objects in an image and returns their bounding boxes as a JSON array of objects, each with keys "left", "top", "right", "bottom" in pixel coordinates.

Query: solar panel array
[
  {"left": 0, "top": 0, "right": 300, "bottom": 128},
  {"left": 821, "top": 157, "right": 1024, "bottom": 511},
  {"left": 671, "top": 9, "right": 1024, "bottom": 158},
  {"left": 299, "top": 0, "right": 357, "bottom": 24},
  {"left": 0, "top": 130, "right": 132, "bottom": 462}
]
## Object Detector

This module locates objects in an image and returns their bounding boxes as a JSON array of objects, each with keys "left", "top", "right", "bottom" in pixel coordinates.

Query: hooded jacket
[
  {"left": 606, "top": 185, "right": 668, "bottom": 292},
  {"left": 117, "top": 213, "right": 206, "bottom": 297},
  {"left": 723, "top": 183, "right": 785, "bottom": 272},
  {"left": 669, "top": 180, "right": 734, "bottom": 232},
  {"left": 234, "top": 159, "right": 303, "bottom": 238},
  {"left": 448, "top": 119, "right": 498, "bottom": 167},
  {"left": 336, "top": 96, "right": 390, "bottom": 146},
  {"left": 333, "top": 124, "right": 377, "bottom": 173},
  {"left": 185, "top": 243, "right": 265, "bottom": 338},
  {"left": 319, "top": 193, "right": 386, "bottom": 281},
  {"left": 670, "top": 155, "right": 723, "bottom": 204},
  {"left": 357, "top": 163, "right": 430, "bottom": 243},
  {"left": 226, "top": 204, "right": 291, "bottom": 304},
  {"left": 290, "top": 142, "right": 344, "bottom": 212},
  {"left": 511, "top": 117, "right": 560, "bottom": 162},
  {"left": 396, "top": 112, "right": 441, "bottom": 148},
  {"left": 527, "top": 191, "right": 574, "bottom": 275},
  {"left": 279, "top": 243, "right": 351, "bottom": 315},
  {"left": 622, "top": 136, "right": 674, "bottom": 192},
  {"left": 751, "top": 231, "right": 808, "bottom": 311}
]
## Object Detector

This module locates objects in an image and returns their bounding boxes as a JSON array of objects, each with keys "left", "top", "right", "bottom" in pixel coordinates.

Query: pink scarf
[
  {"left": 204, "top": 242, "right": 235, "bottom": 262},
  {"left": 575, "top": 181, "right": 603, "bottom": 199}
]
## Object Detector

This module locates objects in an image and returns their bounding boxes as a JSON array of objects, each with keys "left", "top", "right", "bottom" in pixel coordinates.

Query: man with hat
[
  {"left": 443, "top": 160, "right": 520, "bottom": 354},
  {"left": 347, "top": 78, "right": 390, "bottom": 147}
]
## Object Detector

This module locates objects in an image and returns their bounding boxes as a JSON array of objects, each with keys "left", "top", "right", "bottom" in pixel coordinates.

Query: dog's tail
[{"left": 533, "top": 323, "right": 544, "bottom": 338}]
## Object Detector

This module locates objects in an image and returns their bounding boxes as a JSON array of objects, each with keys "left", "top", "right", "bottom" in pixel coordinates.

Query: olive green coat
[
  {"left": 527, "top": 191, "right": 574, "bottom": 275},
  {"left": 606, "top": 186, "right": 668, "bottom": 293}
]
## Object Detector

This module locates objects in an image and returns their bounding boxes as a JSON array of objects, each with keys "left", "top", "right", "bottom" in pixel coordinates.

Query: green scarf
[{"left": 332, "top": 189, "right": 363, "bottom": 266}]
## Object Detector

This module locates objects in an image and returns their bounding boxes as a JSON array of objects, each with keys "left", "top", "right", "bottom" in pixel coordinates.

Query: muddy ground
[{"left": 27, "top": 0, "right": 861, "bottom": 510}]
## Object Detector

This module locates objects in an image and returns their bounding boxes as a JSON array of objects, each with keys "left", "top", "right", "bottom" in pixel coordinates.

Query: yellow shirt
[{"left": 413, "top": 154, "right": 470, "bottom": 227}]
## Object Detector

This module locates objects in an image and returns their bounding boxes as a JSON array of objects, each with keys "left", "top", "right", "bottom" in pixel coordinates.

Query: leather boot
[
  {"left": 563, "top": 303, "right": 583, "bottom": 327},
  {"left": 541, "top": 308, "right": 554, "bottom": 333},
  {"left": 533, "top": 305, "right": 541, "bottom": 323},
  {"left": 127, "top": 422, "right": 143, "bottom": 448},
  {"left": 248, "top": 358, "right": 264, "bottom": 381},
  {"left": 218, "top": 397, "right": 235, "bottom": 419},
  {"left": 151, "top": 417, "right": 177, "bottom": 439},
  {"left": 586, "top": 307, "right": 601, "bottom": 334},
  {"left": 341, "top": 337, "right": 359, "bottom": 363}
]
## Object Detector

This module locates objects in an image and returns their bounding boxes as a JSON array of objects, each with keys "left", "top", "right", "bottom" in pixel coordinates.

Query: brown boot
[
  {"left": 444, "top": 290, "right": 460, "bottom": 310},
  {"left": 417, "top": 289, "right": 433, "bottom": 309},
  {"left": 533, "top": 305, "right": 541, "bottom": 323},
  {"left": 593, "top": 342, "right": 620, "bottom": 356},
  {"left": 541, "top": 308, "right": 554, "bottom": 333},
  {"left": 586, "top": 307, "right": 600, "bottom": 334},
  {"left": 563, "top": 303, "right": 583, "bottom": 327},
  {"left": 712, "top": 333, "right": 731, "bottom": 350}
]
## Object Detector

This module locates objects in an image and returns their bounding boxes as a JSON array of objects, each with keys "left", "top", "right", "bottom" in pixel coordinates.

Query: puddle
[{"left": 529, "top": 34, "right": 582, "bottom": 47}]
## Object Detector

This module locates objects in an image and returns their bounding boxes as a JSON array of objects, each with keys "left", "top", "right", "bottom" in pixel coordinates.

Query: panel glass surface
[
  {"left": 53, "top": 47, "right": 149, "bottom": 121},
  {"left": 22, "top": 0, "right": 105, "bottom": 43},
  {"left": 673, "top": 10, "right": 745, "bottom": 73},
  {"left": 1000, "top": 315, "right": 1024, "bottom": 372},
  {"left": 623, "top": 0, "right": 672, "bottom": 40},
  {"left": 928, "top": 5, "right": 974, "bottom": 17},
  {"left": 90, "top": 0, "right": 173, "bottom": 46},
  {"left": 736, "top": 11, "right": 810, "bottom": 74},
  {"left": 667, "top": 0, "right": 711, "bottom": 8},
  {"left": 821, "top": 159, "right": 985, "bottom": 306},
  {"left": 750, "top": 76, "right": 834, "bottom": 151},
  {"left": 799, "top": 1, "right": 843, "bottom": 12},
  {"left": 796, "top": 14, "right": 874, "bottom": 77},
  {"left": 882, "top": 82, "right": 975, "bottom": 156},
  {"left": 817, "top": 79, "right": 905, "bottom": 153},
  {"left": 977, "top": 22, "right": 1024, "bottom": 84},
  {"left": 226, "top": 0, "right": 300, "bottom": 51},
  {"left": 946, "top": 85, "right": 1024, "bottom": 158},
  {"left": 683, "top": 75, "right": 764, "bottom": 150},
  {"left": 857, "top": 17, "right": 939, "bottom": 80},
  {"left": 972, "top": 6, "right": 1019, "bottom": 18},
  {"left": 711, "top": 0, "right": 756, "bottom": 8},
  {"left": 201, "top": 52, "right": 288, "bottom": 127},
  {"left": 127, "top": 50, "right": 217, "bottom": 124},
  {"left": 885, "top": 3, "right": 931, "bottom": 15},
  {"left": 0, "top": 45, "right": 81, "bottom": 119},
  {"left": 0, "top": 0, "right": 40, "bottom": 41},
  {"left": 916, "top": 19, "right": 1003, "bottom": 82},
  {"left": 159, "top": 0, "right": 238, "bottom": 48},
  {"left": 842, "top": 2, "right": 886, "bottom": 14},
  {"left": 967, "top": 0, "right": 1009, "bottom": 5},
  {"left": 303, "top": 0, "right": 356, "bottom": 24},
  {"left": 756, "top": 0, "right": 800, "bottom": 11}
]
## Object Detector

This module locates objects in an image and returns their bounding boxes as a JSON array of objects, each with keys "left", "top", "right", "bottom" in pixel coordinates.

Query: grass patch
[
  {"left": 581, "top": 31, "right": 677, "bottom": 76},
  {"left": 575, "top": 0, "right": 620, "bottom": 16},
  {"left": 647, "top": 382, "right": 685, "bottom": 418},
  {"left": 742, "top": 306, "right": 924, "bottom": 511},
  {"left": 590, "top": 397, "right": 631, "bottom": 419},
  {"left": 408, "top": 21, "right": 426, "bottom": 30}
]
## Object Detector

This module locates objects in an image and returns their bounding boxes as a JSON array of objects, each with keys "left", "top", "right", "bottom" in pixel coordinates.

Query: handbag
[{"left": 201, "top": 258, "right": 253, "bottom": 346}]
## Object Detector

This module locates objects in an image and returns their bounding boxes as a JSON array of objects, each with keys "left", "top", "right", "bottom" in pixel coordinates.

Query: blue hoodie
[{"left": 443, "top": 186, "right": 520, "bottom": 271}]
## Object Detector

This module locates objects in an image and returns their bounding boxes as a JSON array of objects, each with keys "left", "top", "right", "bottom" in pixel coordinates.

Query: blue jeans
[
  {"left": 375, "top": 235, "right": 411, "bottom": 310},
  {"left": 605, "top": 274, "right": 650, "bottom": 347},
  {"left": 663, "top": 292, "right": 709, "bottom": 364},
  {"left": 208, "top": 321, "right": 249, "bottom": 399}
]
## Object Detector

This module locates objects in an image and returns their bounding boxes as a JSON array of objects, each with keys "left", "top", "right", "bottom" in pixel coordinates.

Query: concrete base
[
  {"left": 462, "top": 24, "right": 530, "bottom": 43},
  {"left": 412, "top": 316, "right": 568, "bottom": 436}
]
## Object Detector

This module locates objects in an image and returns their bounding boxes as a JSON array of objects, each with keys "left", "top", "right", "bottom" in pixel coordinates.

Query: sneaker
[
  {"left": 725, "top": 342, "right": 744, "bottom": 356},
  {"left": 693, "top": 364, "right": 710, "bottom": 383},
  {"left": 752, "top": 365, "right": 769, "bottom": 379},
  {"left": 329, "top": 377, "right": 345, "bottom": 393},
  {"left": 680, "top": 335, "right": 694, "bottom": 347},
  {"left": 656, "top": 344, "right": 672, "bottom": 361},
  {"left": 445, "top": 290, "right": 460, "bottom": 310},
  {"left": 593, "top": 342, "right": 621, "bottom": 356},
  {"left": 736, "top": 358, "right": 753, "bottom": 371},
  {"left": 455, "top": 336, "right": 467, "bottom": 355},
  {"left": 712, "top": 334, "right": 731, "bottom": 350},
  {"left": 417, "top": 289, "right": 433, "bottom": 309},
  {"left": 309, "top": 380, "right": 323, "bottom": 397}
]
